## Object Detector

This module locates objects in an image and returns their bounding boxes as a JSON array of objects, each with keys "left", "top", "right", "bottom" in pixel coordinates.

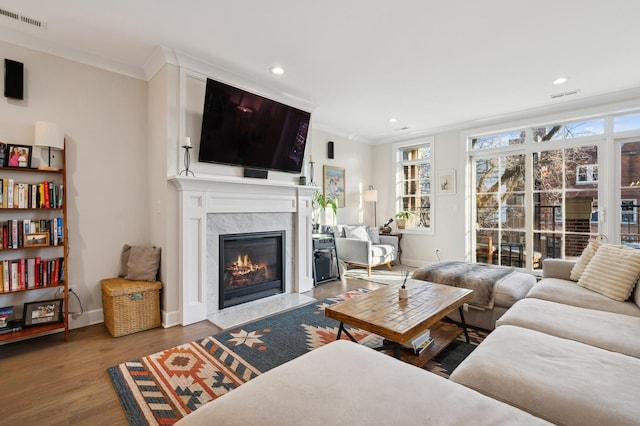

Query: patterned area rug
[{"left": 108, "top": 288, "right": 487, "bottom": 425}]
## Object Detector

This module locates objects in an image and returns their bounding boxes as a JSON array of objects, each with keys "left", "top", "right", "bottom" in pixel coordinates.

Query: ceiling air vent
[
  {"left": 0, "top": 8, "right": 46, "bottom": 29},
  {"left": 550, "top": 89, "right": 580, "bottom": 99}
]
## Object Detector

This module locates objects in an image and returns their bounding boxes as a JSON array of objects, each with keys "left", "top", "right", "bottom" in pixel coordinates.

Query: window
[
  {"left": 614, "top": 113, "right": 640, "bottom": 133},
  {"left": 471, "top": 121, "right": 603, "bottom": 270},
  {"left": 395, "top": 140, "right": 433, "bottom": 231},
  {"left": 577, "top": 164, "right": 598, "bottom": 184},
  {"left": 471, "top": 130, "right": 525, "bottom": 151},
  {"left": 620, "top": 141, "right": 640, "bottom": 246},
  {"left": 533, "top": 119, "right": 605, "bottom": 142}
]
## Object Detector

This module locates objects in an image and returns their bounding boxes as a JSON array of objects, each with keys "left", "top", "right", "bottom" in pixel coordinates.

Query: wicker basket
[{"left": 101, "top": 278, "right": 161, "bottom": 337}]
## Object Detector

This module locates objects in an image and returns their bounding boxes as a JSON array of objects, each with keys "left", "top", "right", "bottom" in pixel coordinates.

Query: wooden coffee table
[{"left": 324, "top": 279, "right": 474, "bottom": 367}]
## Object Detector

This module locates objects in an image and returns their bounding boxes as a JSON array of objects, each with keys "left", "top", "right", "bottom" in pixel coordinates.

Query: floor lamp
[{"left": 363, "top": 186, "right": 378, "bottom": 227}]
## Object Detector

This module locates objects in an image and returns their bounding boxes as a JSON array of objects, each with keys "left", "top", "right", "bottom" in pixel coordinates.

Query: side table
[{"left": 380, "top": 232, "right": 403, "bottom": 264}]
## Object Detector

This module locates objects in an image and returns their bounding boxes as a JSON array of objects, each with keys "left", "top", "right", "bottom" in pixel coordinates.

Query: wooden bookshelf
[{"left": 0, "top": 149, "right": 69, "bottom": 344}]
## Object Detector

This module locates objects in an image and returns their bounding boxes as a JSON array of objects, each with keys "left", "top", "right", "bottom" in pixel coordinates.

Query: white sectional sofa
[
  {"left": 450, "top": 241, "right": 640, "bottom": 425},
  {"left": 176, "top": 340, "right": 549, "bottom": 425}
]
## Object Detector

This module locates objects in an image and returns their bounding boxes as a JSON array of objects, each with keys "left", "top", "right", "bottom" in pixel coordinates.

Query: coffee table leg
[
  {"left": 458, "top": 307, "right": 470, "bottom": 344},
  {"left": 336, "top": 322, "right": 357, "bottom": 343}
]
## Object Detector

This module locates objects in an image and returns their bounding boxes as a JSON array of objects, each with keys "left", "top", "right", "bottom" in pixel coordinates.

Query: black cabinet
[{"left": 312, "top": 233, "right": 340, "bottom": 285}]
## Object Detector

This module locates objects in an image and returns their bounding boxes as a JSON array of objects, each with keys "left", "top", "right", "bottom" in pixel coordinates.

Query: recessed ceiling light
[
  {"left": 388, "top": 118, "right": 398, "bottom": 123},
  {"left": 553, "top": 77, "right": 569, "bottom": 85},
  {"left": 270, "top": 66, "right": 285, "bottom": 75}
]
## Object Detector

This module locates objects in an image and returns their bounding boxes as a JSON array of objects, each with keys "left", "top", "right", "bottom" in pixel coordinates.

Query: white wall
[
  {"left": 308, "top": 130, "right": 373, "bottom": 226},
  {"left": 0, "top": 41, "right": 148, "bottom": 328}
]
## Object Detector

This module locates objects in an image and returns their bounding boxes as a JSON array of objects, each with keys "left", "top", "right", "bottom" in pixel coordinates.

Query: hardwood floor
[{"left": 0, "top": 276, "right": 383, "bottom": 426}]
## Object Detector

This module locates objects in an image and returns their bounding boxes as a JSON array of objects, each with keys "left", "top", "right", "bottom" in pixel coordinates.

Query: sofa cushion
[
  {"left": 569, "top": 238, "right": 601, "bottom": 281},
  {"left": 526, "top": 278, "right": 640, "bottom": 317},
  {"left": 497, "top": 298, "right": 640, "bottom": 358},
  {"left": 494, "top": 271, "right": 536, "bottom": 308},
  {"left": 577, "top": 243, "right": 640, "bottom": 301},
  {"left": 366, "top": 226, "right": 380, "bottom": 244},
  {"left": 450, "top": 325, "right": 640, "bottom": 426},
  {"left": 176, "top": 340, "right": 549, "bottom": 426},
  {"left": 344, "top": 225, "right": 370, "bottom": 241},
  {"left": 371, "top": 244, "right": 394, "bottom": 259}
]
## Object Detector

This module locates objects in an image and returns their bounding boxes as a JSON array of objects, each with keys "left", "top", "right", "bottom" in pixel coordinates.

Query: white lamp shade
[
  {"left": 35, "top": 122, "right": 64, "bottom": 150},
  {"left": 363, "top": 189, "right": 378, "bottom": 202}
]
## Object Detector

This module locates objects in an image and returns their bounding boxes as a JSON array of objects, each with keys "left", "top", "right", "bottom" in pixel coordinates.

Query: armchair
[{"left": 333, "top": 225, "right": 398, "bottom": 276}]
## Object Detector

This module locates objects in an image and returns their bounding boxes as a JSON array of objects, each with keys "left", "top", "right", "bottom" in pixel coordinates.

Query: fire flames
[{"left": 226, "top": 253, "right": 269, "bottom": 285}]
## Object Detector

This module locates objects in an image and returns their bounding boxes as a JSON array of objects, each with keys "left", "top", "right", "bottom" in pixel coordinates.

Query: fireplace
[{"left": 219, "top": 230, "right": 286, "bottom": 309}]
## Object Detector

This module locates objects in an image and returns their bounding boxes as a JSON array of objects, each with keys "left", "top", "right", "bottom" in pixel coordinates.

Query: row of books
[
  {"left": 0, "top": 218, "right": 63, "bottom": 249},
  {"left": 402, "top": 329, "right": 434, "bottom": 355},
  {"left": 0, "top": 257, "right": 64, "bottom": 292},
  {"left": 0, "top": 179, "right": 63, "bottom": 209}
]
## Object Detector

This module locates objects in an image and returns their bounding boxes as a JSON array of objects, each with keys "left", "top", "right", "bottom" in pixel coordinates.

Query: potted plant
[
  {"left": 313, "top": 191, "right": 338, "bottom": 230},
  {"left": 395, "top": 211, "right": 411, "bottom": 229}
]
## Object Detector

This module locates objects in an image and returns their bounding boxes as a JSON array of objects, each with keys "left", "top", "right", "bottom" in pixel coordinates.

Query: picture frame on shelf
[
  {"left": 6, "top": 144, "right": 32, "bottom": 168},
  {"left": 22, "top": 299, "right": 64, "bottom": 327},
  {"left": 438, "top": 169, "right": 457, "bottom": 195},
  {"left": 323, "top": 165, "right": 346, "bottom": 208},
  {"left": 0, "top": 142, "right": 7, "bottom": 167},
  {"left": 25, "top": 232, "right": 50, "bottom": 248}
]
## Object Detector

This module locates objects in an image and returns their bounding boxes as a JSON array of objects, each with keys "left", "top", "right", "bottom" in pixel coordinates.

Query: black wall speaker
[
  {"left": 327, "top": 141, "right": 334, "bottom": 159},
  {"left": 244, "top": 168, "right": 268, "bottom": 179},
  {"left": 4, "top": 59, "right": 24, "bottom": 100}
]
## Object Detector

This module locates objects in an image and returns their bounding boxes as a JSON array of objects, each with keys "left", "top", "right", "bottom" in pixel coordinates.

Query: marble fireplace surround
[{"left": 170, "top": 176, "right": 316, "bottom": 325}]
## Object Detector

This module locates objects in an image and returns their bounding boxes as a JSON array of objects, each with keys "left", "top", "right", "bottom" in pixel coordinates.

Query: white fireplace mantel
[{"left": 170, "top": 175, "right": 317, "bottom": 325}]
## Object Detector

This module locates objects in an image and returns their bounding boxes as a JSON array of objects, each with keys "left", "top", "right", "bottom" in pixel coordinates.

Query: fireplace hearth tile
[{"left": 207, "top": 293, "right": 316, "bottom": 330}]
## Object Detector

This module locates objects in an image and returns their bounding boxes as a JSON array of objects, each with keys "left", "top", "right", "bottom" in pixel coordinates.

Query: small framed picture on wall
[
  {"left": 438, "top": 169, "right": 456, "bottom": 195},
  {"left": 323, "top": 165, "right": 346, "bottom": 207}
]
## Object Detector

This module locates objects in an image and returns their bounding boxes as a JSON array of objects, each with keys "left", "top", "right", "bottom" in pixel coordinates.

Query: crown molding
[{"left": 0, "top": 26, "right": 147, "bottom": 80}]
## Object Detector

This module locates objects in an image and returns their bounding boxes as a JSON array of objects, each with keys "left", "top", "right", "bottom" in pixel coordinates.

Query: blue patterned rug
[{"left": 108, "top": 288, "right": 486, "bottom": 425}]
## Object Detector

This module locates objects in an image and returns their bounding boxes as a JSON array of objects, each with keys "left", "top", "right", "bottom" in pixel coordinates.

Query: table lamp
[{"left": 35, "top": 121, "right": 64, "bottom": 170}]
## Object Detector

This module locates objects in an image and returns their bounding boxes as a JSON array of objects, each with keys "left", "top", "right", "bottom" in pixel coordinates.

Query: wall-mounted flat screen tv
[{"left": 198, "top": 78, "right": 310, "bottom": 174}]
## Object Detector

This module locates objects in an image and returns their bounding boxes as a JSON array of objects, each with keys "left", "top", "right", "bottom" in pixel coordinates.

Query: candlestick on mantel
[{"left": 180, "top": 136, "right": 194, "bottom": 176}]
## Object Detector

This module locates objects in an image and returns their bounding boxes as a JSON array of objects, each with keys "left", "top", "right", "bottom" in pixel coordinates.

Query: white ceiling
[{"left": 1, "top": 1, "right": 640, "bottom": 143}]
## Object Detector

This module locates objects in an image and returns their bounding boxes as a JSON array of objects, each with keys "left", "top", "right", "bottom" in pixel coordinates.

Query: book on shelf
[{"left": 401, "top": 329, "right": 433, "bottom": 355}]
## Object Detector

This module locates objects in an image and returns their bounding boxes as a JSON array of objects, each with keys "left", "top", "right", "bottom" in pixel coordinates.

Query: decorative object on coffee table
[{"left": 399, "top": 270, "right": 409, "bottom": 299}]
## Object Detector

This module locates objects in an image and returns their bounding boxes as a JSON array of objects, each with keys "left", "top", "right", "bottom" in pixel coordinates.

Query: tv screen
[{"left": 199, "top": 78, "right": 310, "bottom": 174}]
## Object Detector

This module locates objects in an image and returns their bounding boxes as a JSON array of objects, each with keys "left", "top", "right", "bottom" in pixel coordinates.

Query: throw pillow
[
  {"left": 119, "top": 244, "right": 132, "bottom": 277},
  {"left": 124, "top": 246, "right": 161, "bottom": 281},
  {"left": 569, "top": 239, "right": 601, "bottom": 281},
  {"left": 577, "top": 244, "right": 640, "bottom": 301},
  {"left": 367, "top": 226, "right": 381, "bottom": 244},
  {"left": 345, "top": 225, "right": 370, "bottom": 242}
]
